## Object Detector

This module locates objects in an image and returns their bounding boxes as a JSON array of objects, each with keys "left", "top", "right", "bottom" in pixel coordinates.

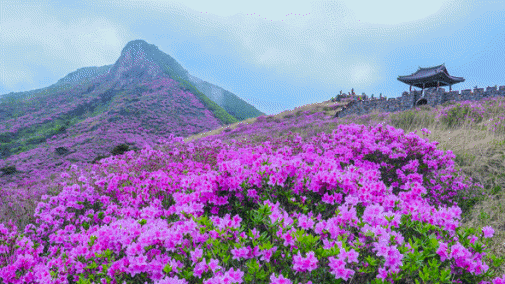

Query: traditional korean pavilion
[{"left": 397, "top": 63, "right": 465, "bottom": 94}]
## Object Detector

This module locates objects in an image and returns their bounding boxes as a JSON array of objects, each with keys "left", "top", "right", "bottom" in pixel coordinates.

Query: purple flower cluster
[{"left": 0, "top": 122, "right": 504, "bottom": 284}]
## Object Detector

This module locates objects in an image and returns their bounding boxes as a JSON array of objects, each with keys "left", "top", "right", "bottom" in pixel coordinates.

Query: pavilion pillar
[
  {"left": 422, "top": 83, "right": 425, "bottom": 96},
  {"left": 437, "top": 81, "right": 440, "bottom": 90},
  {"left": 409, "top": 85, "right": 412, "bottom": 92},
  {"left": 450, "top": 85, "right": 452, "bottom": 91}
]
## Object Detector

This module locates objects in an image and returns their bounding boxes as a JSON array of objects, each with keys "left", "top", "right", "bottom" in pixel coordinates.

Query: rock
[
  {"left": 91, "top": 143, "right": 141, "bottom": 164},
  {"left": 55, "top": 147, "right": 70, "bottom": 155}
]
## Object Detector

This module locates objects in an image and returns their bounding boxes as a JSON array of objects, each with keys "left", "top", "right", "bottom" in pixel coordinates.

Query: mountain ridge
[
  {"left": 1, "top": 39, "right": 264, "bottom": 121},
  {"left": 0, "top": 39, "right": 268, "bottom": 180},
  {"left": 55, "top": 65, "right": 113, "bottom": 86}
]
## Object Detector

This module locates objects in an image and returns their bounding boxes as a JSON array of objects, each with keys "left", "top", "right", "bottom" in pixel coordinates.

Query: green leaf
[
  {"left": 491, "top": 254, "right": 505, "bottom": 267},
  {"left": 440, "top": 267, "right": 452, "bottom": 282},
  {"left": 365, "top": 255, "right": 378, "bottom": 267},
  {"left": 364, "top": 230, "right": 375, "bottom": 237},
  {"left": 259, "top": 231, "right": 269, "bottom": 242},
  {"left": 244, "top": 274, "right": 253, "bottom": 282},
  {"left": 428, "top": 258, "right": 439, "bottom": 268},
  {"left": 420, "top": 265, "right": 430, "bottom": 281},
  {"left": 259, "top": 241, "right": 273, "bottom": 251},
  {"left": 88, "top": 235, "right": 97, "bottom": 247},
  {"left": 86, "top": 261, "right": 98, "bottom": 270},
  {"left": 470, "top": 241, "right": 483, "bottom": 253},
  {"left": 223, "top": 254, "right": 230, "bottom": 265},
  {"left": 77, "top": 275, "right": 91, "bottom": 284},
  {"left": 163, "top": 264, "right": 172, "bottom": 274},
  {"left": 182, "top": 270, "right": 193, "bottom": 279},
  {"left": 246, "top": 258, "right": 260, "bottom": 273},
  {"left": 256, "top": 268, "right": 269, "bottom": 280}
]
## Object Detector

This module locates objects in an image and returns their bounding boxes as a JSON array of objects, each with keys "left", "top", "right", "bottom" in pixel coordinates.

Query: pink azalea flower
[
  {"left": 482, "top": 226, "right": 494, "bottom": 238},
  {"left": 270, "top": 273, "right": 293, "bottom": 284}
]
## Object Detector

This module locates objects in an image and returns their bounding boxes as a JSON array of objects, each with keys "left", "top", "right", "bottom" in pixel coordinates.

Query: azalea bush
[{"left": 1, "top": 123, "right": 505, "bottom": 284}]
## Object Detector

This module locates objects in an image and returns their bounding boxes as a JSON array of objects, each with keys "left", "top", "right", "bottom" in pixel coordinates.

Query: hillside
[
  {"left": 0, "top": 39, "right": 264, "bottom": 159},
  {"left": 1, "top": 93, "right": 505, "bottom": 282},
  {"left": 0, "top": 39, "right": 266, "bottom": 196}
]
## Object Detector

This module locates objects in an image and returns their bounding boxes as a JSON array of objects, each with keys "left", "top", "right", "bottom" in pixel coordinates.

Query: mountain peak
[
  {"left": 98, "top": 39, "right": 191, "bottom": 85},
  {"left": 101, "top": 39, "right": 165, "bottom": 84},
  {"left": 121, "top": 39, "right": 158, "bottom": 56}
]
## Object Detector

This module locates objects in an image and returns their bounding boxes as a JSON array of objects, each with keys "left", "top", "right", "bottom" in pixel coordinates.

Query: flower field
[{"left": 2, "top": 97, "right": 505, "bottom": 283}]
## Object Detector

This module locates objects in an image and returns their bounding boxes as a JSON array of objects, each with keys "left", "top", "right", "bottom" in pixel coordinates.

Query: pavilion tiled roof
[{"left": 397, "top": 63, "right": 465, "bottom": 89}]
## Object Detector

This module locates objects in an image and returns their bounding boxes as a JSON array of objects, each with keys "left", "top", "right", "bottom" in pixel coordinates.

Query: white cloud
[
  {"left": 310, "top": 39, "right": 327, "bottom": 54},
  {"left": 347, "top": 62, "right": 377, "bottom": 86},
  {"left": 124, "top": 0, "right": 451, "bottom": 25},
  {"left": 118, "top": 0, "right": 313, "bottom": 22},
  {"left": 0, "top": 3, "right": 130, "bottom": 87},
  {"left": 332, "top": 0, "right": 451, "bottom": 25},
  {"left": 257, "top": 48, "right": 300, "bottom": 68},
  {"left": 0, "top": 0, "right": 469, "bottom": 99},
  {"left": 70, "top": 18, "right": 127, "bottom": 66}
]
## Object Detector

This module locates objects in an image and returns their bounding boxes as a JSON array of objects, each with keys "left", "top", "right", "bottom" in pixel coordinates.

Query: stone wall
[{"left": 335, "top": 85, "right": 505, "bottom": 118}]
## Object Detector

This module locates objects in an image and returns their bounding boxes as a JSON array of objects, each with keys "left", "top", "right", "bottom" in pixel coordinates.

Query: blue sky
[{"left": 1, "top": 0, "right": 504, "bottom": 115}]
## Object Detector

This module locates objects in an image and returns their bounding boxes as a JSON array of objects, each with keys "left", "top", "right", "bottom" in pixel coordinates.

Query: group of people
[{"left": 330, "top": 89, "right": 386, "bottom": 103}]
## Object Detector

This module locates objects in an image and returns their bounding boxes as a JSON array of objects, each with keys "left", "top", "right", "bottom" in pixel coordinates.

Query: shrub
[
  {"left": 440, "top": 104, "right": 484, "bottom": 129},
  {"left": 89, "top": 143, "right": 131, "bottom": 165},
  {"left": 91, "top": 154, "right": 111, "bottom": 164},
  {"left": 442, "top": 100, "right": 457, "bottom": 107},
  {"left": 110, "top": 143, "right": 130, "bottom": 156},
  {"left": 0, "top": 165, "right": 17, "bottom": 175},
  {"left": 0, "top": 144, "right": 10, "bottom": 158},
  {"left": 0, "top": 133, "right": 14, "bottom": 143},
  {"left": 26, "top": 136, "right": 46, "bottom": 144}
]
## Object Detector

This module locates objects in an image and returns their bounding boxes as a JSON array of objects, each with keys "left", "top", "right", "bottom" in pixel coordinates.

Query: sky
[{"left": 1, "top": 0, "right": 504, "bottom": 115}]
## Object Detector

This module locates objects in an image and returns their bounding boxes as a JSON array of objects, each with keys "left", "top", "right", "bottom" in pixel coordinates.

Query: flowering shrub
[{"left": 0, "top": 123, "right": 504, "bottom": 284}]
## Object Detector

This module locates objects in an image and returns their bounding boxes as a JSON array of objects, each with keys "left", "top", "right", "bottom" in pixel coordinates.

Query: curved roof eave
[{"left": 397, "top": 64, "right": 464, "bottom": 87}]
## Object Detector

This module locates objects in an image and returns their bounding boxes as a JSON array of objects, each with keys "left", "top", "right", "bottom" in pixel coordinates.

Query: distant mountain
[
  {"left": 1, "top": 39, "right": 264, "bottom": 121},
  {"left": 0, "top": 39, "right": 268, "bottom": 189},
  {"left": 186, "top": 74, "right": 265, "bottom": 121}
]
